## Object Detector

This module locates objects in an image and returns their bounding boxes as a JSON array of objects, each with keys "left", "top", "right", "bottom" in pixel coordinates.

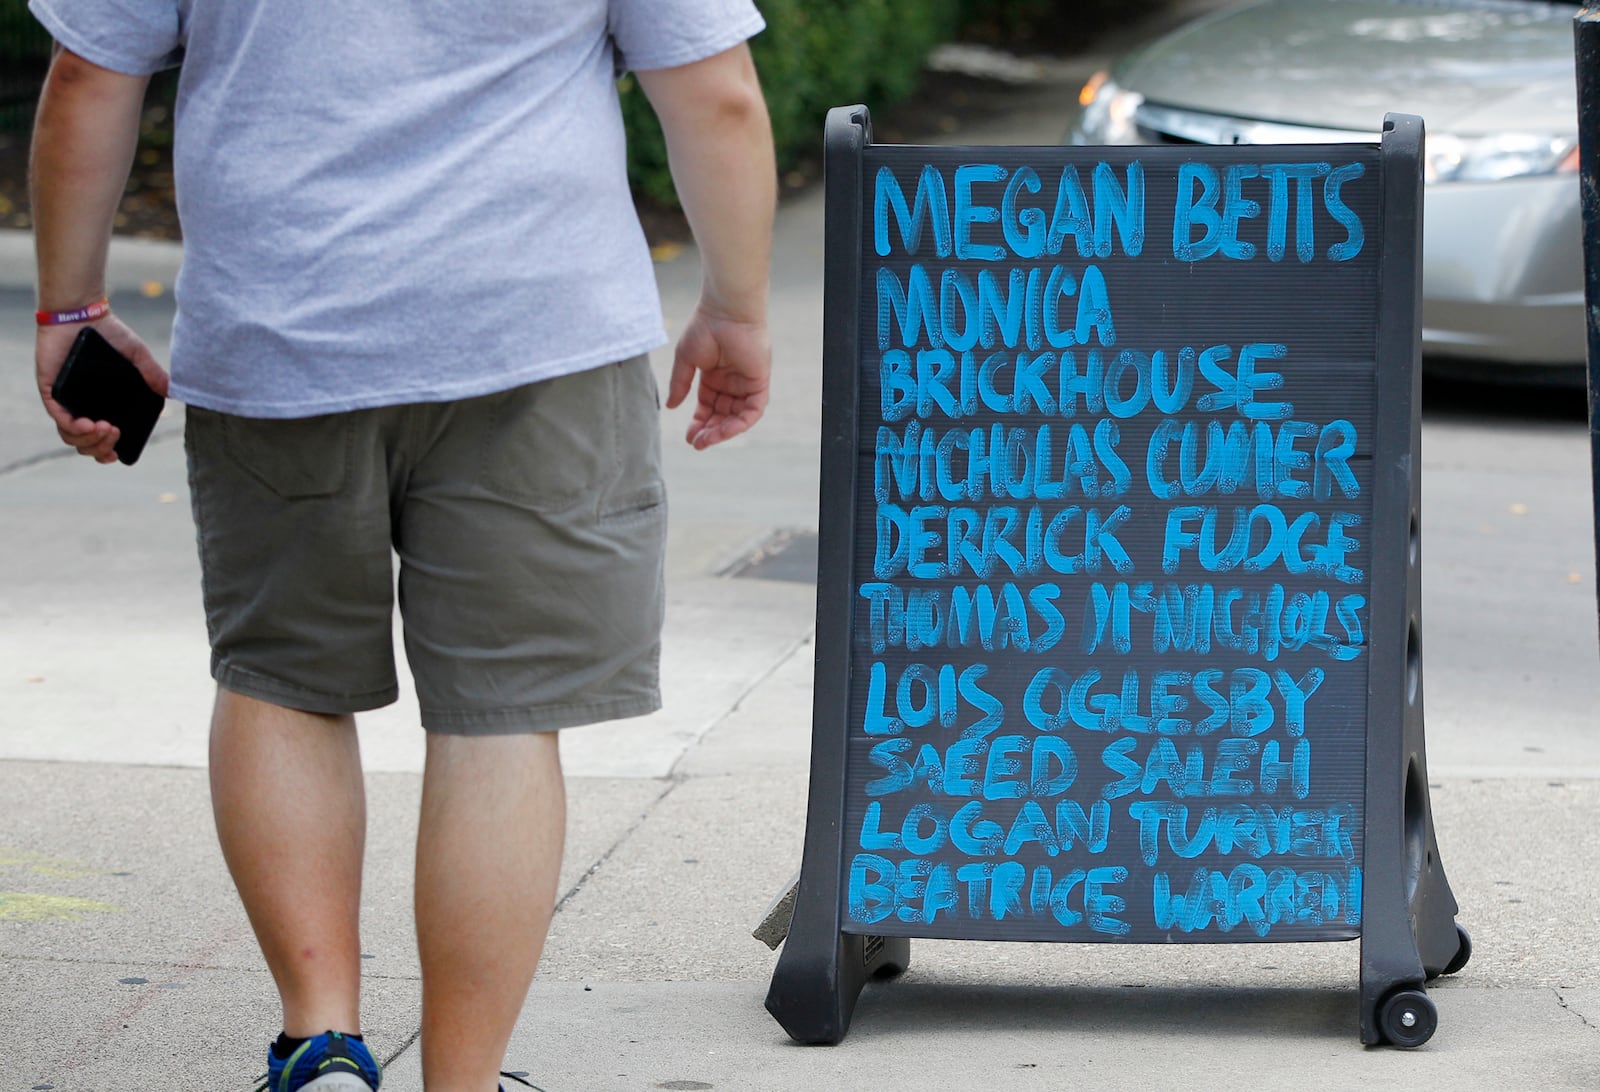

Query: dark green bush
[
  {"left": 0, "top": 0, "right": 49, "bottom": 62},
  {"left": 0, "top": 0, "right": 51, "bottom": 127}
]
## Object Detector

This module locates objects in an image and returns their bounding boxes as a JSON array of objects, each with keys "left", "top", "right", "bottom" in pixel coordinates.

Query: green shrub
[
  {"left": 0, "top": 0, "right": 50, "bottom": 130},
  {"left": 0, "top": 0, "right": 49, "bottom": 63}
]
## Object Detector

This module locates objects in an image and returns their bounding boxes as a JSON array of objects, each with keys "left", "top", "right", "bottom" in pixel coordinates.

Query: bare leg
[
  {"left": 209, "top": 688, "right": 366, "bottom": 1038},
  {"left": 415, "top": 731, "right": 564, "bottom": 1091}
]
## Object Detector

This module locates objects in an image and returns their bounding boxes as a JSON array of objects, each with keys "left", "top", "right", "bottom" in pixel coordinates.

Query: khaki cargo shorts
[{"left": 184, "top": 356, "right": 666, "bottom": 733}]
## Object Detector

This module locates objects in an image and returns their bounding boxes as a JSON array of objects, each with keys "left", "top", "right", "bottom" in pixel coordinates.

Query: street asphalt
[{"left": 2, "top": 6, "right": 1598, "bottom": 1089}]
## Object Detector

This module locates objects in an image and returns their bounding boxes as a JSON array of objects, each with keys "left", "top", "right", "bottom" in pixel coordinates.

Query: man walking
[{"left": 28, "top": 2, "right": 775, "bottom": 1088}]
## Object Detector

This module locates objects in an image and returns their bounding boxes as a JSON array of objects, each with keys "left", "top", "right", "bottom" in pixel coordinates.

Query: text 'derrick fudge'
[{"left": 842, "top": 152, "right": 1378, "bottom": 942}]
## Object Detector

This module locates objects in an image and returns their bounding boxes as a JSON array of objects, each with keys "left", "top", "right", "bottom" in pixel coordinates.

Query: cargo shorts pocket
[
  {"left": 598, "top": 357, "right": 665, "bottom": 522},
  {"left": 207, "top": 410, "right": 353, "bottom": 500},
  {"left": 478, "top": 364, "right": 622, "bottom": 510}
]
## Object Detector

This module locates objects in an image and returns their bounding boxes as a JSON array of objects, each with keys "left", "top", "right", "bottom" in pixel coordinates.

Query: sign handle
[
  {"left": 1357, "top": 112, "right": 1471, "bottom": 1047},
  {"left": 1577, "top": 5, "right": 1600, "bottom": 640}
]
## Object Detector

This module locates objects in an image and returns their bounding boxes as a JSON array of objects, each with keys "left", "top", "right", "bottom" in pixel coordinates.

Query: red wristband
[{"left": 36, "top": 298, "right": 111, "bottom": 326}]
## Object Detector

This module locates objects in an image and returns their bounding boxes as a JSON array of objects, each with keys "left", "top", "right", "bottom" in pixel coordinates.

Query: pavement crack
[
  {"left": 0, "top": 444, "right": 77, "bottom": 477},
  {"left": 662, "top": 627, "right": 815, "bottom": 782},
  {"left": 0, "top": 424, "right": 182, "bottom": 478},
  {"left": 1555, "top": 986, "right": 1599, "bottom": 1033},
  {"left": 550, "top": 629, "right": 813, "bottom": 912},
  {"left": 554, "top": 777, "right": 680, "bottom": 914},
  {"left": 381, "top": 1027, "right": 422, "bottom": 1071}
]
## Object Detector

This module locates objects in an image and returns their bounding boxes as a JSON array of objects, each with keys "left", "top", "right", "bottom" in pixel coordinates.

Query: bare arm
[
  {"left": 30, "top": 47, "right": 168, "bottom": 463},
  {"left": 636, "top": 42, "right": 775, "bottom": 450}
]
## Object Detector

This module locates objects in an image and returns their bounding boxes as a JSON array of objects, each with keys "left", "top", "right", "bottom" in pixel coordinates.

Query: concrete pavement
[{"left": 3, "top": 10, "right": 1599, "bottom": 1091}]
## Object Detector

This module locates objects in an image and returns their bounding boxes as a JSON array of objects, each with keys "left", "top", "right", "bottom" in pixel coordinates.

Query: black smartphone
[{"left": 49, "top": 325, "right": 166, "bottom": 466}]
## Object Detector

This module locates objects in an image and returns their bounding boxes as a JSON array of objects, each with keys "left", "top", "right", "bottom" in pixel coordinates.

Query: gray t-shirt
[{"left": 30, "top": 0, "right": 764, "bottom": 417}]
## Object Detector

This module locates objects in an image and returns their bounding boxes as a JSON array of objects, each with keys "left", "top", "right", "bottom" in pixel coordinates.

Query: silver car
[{"left": 1071, "top": 0, "right": 1584, "bottom": 379}]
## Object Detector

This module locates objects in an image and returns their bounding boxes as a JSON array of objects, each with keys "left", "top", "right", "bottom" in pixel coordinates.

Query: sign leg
[
  {"left": 765, "top": 884, "right": 910, "bottom": 1044},
  {"left": 1358, "top": 113, "right": 1470, "bottom": 1048}
]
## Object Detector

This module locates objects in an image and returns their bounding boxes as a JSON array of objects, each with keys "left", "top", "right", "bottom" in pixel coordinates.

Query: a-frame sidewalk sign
[{"left": 766, "top": 105, "right": 1470, "bottom": 1049}]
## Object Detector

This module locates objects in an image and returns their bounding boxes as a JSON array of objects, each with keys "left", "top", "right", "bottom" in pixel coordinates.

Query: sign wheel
[{"left": 1378, "top": 988, "right": 1437, "bottom": 1048}]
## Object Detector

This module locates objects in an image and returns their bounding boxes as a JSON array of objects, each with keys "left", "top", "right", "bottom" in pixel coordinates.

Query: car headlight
[
  {"left": 1425, "top": 133, "right": 1580, "bottom": 183},
  {"left": 1073, "top": 71, "right": 1144, "bottom": 145}
]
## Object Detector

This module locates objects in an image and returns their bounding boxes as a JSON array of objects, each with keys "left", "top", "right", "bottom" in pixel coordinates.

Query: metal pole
[{"left": 1579, "top": 6, "right": 1600, "bottom": 641}]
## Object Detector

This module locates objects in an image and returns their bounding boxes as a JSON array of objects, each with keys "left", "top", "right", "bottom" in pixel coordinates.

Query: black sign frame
[{"left": 766, "top": 107, "right": 1468, "bottom": 1048}]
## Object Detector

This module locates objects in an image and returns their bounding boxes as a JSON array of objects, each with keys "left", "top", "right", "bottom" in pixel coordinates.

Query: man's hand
[
  {"left": 666, "top": 305, "right": 770, "bottom": 450},
  {"left": 36, "top": 315, "right": 168, "bottom": 463}
]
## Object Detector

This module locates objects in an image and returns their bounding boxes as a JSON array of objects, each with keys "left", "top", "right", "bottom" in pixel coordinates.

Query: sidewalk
[{"left": 3, "top": 11, "right": 1598, "bottom": 1091}]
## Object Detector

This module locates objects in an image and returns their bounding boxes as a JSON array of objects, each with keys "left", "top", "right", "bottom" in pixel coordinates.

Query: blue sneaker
[{"left": 257, "top": 1031, "right": 381, "bottom": 1092}]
